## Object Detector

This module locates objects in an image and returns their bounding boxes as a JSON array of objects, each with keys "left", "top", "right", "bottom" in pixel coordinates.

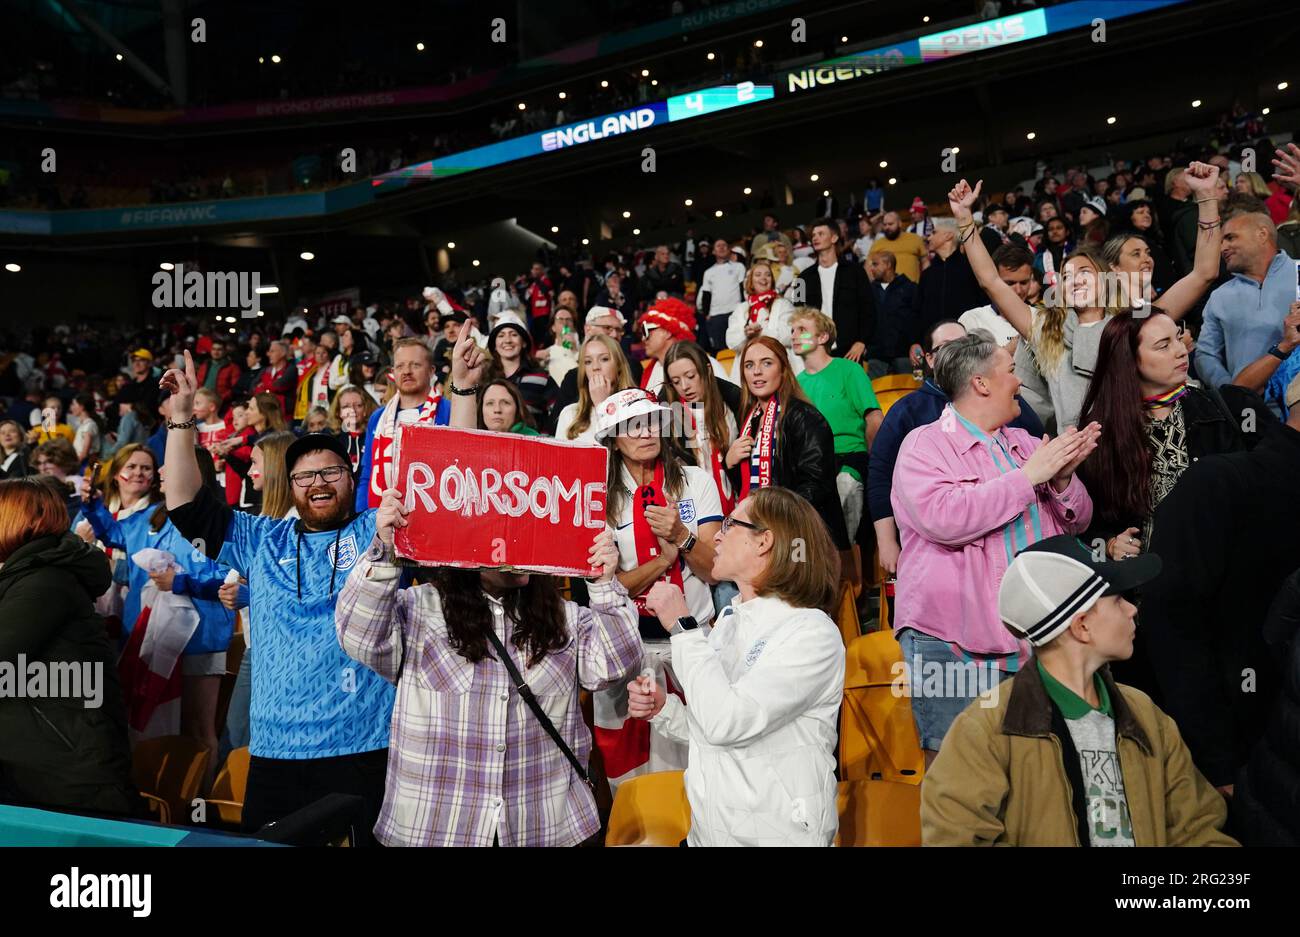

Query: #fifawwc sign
[{"left": 393, "top": 424, "right": 608, "bottom": 575}]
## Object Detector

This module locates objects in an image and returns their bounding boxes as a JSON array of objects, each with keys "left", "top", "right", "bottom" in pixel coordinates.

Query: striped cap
[{"left": 998, "top": 535, "right": 1162, "bottom": 647}]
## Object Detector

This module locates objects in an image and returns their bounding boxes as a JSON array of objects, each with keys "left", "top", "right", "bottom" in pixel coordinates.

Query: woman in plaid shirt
[{"left": 334, "top": 322, "right": 644, "bottom": 846}]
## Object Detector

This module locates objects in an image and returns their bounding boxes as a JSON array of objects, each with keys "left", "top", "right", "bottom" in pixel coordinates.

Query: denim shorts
[{"left": 896, "top": 628, "right": 1013, "bottom": 751}]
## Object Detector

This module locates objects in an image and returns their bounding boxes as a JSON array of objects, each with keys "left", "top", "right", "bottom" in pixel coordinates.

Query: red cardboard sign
[{"left": 392, "top": 423, "right": 609, "bottom": 575}]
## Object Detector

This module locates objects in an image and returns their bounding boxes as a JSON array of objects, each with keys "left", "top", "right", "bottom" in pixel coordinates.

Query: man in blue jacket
[{"left": 868, "top": 320, "right": 1044, "bottom": 576}]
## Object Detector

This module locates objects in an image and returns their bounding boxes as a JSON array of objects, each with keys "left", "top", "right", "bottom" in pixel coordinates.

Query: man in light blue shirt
[{"left": 1195, "top": 211, "right": 1295, "bottom": 416}]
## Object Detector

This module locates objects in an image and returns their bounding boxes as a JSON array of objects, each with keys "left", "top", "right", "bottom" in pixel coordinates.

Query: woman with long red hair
[{"left": 727, "top": 336, "right": 849, "bottom": 551}]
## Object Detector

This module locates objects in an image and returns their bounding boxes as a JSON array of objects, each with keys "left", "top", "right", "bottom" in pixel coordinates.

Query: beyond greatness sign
[{"left": 393, "top": 424, "right": 608, "bottom": 575}]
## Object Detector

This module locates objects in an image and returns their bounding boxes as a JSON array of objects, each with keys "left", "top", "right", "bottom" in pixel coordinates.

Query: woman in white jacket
[
  {"left": 628, "top": 486, "right": 845, "bottom": 846},
  {"left": 726, "top": 260, "right": 801, "bottom": 374}
]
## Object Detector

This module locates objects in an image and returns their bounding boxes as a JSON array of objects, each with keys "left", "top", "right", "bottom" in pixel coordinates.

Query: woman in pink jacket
[{"left": 890, "top": 329, "right": 1099, "bottom": 763}]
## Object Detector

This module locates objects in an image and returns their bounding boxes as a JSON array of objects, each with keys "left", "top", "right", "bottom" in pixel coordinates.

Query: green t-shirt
[{"left": 796, "top": 358, "right": 880, "bottom": 480}]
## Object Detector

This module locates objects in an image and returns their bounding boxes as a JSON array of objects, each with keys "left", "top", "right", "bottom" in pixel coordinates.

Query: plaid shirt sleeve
[
  {"left": 575, "top": 578, "right": 643, "bottom": 693},
  {"left": 335, "top": 535, "right": 408, "bottom": 684}
]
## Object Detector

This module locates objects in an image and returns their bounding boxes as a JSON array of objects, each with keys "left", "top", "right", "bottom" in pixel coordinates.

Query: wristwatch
[
  {"left": 669, "top": 615, "right": 699, "bottom": 636},
  {"left": 677, "top": 531, "right": 697, "bottom": 554},
  {"left": 1268, "top": 342, "right": 1292, "bottom": 361}
]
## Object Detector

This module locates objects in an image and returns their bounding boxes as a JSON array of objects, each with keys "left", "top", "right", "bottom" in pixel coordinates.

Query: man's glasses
[
  {"left": 721, "top": 515, "right": 762, "bottom": 535},
  {"left": 290, "top": 466, "right": 348, "bottom": 487}
]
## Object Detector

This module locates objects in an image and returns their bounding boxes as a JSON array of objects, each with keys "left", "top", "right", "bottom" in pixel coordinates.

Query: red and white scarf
[
  {"left": 747, "top": 290, "right": 778, "bottom": 326},
  {"left": 740, "top": 397, "right": 779, "bottom": 500},
  {"left": 367, "top": 390, "right": 442, "bottom": 507},
  {"left": 631, "top": 461, "right": 686, "bottom": 616}
]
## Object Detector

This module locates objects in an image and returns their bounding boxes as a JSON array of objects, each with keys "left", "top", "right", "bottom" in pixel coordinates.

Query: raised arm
[
  {"left": 576, "top": 531, "right": 644, "bottom": 691},
  {"left": 159, "top": 350, "right": 203, "bottom": 510},
  {"left": 1151, "top": 162, "right": 1225, "bottom": 321},
  {"left": 948, "top": 179, "right": 1034, "bottom": 340},
  {"left": 448, "top": 320, "right": 486, "bottom": 429},
  {"left": 336, "top": 488, "right": 412, "bottom": 683}
]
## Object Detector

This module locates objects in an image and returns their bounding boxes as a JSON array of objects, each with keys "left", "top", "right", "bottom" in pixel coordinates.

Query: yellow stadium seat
[
  {"left": 715, "top": 348, "right": 736, "bottom": 377},
  {"left": 840, "top": 632, "right": 925, "bottom": 784},
  {"left": 206, "top": 747, "right": 251, "bottom": 827},
  {"left": 835, "top": 779, "right": 922, "bottom": 846},
  {"left": 835, "top": 580, "right": 861, "bottom": 649},
  {"left": 131, "top": 735, "right": 211, "bottom": 826},
  {"left": 870, "top": 372, "right": 922, "bottom": 417},
  {"left": 606, "top": 770, "right": 691, "bottom": 846}
]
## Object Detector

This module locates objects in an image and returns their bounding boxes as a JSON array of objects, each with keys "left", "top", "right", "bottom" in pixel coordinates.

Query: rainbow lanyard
[
  {"left": 1143, "top": 383, "right": 1188, "bottom": 410},
  {"left": 952, "top": 408, "right": 1043, "bottom": 564}
]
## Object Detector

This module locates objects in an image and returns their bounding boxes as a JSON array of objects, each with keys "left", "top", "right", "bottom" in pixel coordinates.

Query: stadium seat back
[
  {"left": 834, "top": 779, "right": 922, "bottom": 846},
  {"left": 870, "top": 373, "right": 922, "bottom": 417},
  {"left": 131, "top": 735, "right": 211, "bottom": 826},
  {"left": 606, "top": 770, "right": 691, "bottom": 846},
  {"left": 208, "top": 747, "right": 251, "bottom": 827},
  {"left": 839, "top": 632, "right": 925, "bottom": 784},
  {"left": 715, "top": 348, "right": 736, "bottom": 377}
]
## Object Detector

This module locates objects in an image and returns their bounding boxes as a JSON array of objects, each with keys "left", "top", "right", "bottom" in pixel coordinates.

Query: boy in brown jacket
[{"left": 922, "top": 535, "right": 1237, "bottom": 846}]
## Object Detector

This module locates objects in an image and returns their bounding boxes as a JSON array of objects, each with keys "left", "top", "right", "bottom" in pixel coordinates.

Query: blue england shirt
[{"left": 221, "top": 508, "right": 394, "bottom": 759}]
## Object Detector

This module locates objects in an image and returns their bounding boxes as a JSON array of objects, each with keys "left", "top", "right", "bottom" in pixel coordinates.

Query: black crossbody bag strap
[{"left": 483, "top": 624, "right": 592, "bottom": 789}]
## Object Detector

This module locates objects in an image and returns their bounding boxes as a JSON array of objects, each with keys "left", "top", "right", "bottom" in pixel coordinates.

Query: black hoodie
[{"left": 0, "top": 533, "right": 136, "bottom": 816}]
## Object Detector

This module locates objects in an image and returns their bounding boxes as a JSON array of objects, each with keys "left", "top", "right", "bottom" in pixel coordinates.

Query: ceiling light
[
  {"left": 754, "top": 40, "right": 764, "bottom": 48},
  {"left": 715, "top": 209, "right": 723, "bottom": 217},
  {"left": 951, "top": 146, "right": 960, "bottom": 154},
  {"left": 651, "top": 79, "right": 658, "bottom": 86},
  {"left": 1279, "top": 81, "right": 1290, "bottom": 91},
  {"left": 447, "top": 241, "right": 456, "bottom": 249},
  {"left": 622, "top": 210, "right": 631, "bottom": 218},
  {"left": 224, "top": 316, "right": 236, "bottom": 323},
  {"left": 582, "top": 238, "right": 590, "bottom": 245},
  {"left": 258, "top": 56, "right": 264, "bottom": 64},
  {"left": 115, "top": 53, "right": 124, "bottom": 62},
  {"left": 214, "top": 314, "right": 222, "bottom": 320},
  {"left": 743, "top": 186, "right": 752, "bottom": 195},
  {"left": 1191, "top": 99, "right": 1201, "bottom": 108},
  {"left": 229, "top": 327, "right": 237, "bottom": 333},
  {"left": 517, "top": 102, "right": 526, "bottom": 110},
  {"left": 159, "top": 262, "right": 174, "bottom": 271},
  {"left": 558, "top": 91, "right": 566, "bottom": 100},
  {"left": 299, "top": 251, "right": 315, "bottom": 261},
  {"left": 4, "top": 263, "right": 20, "bottom": 273},
  {"left": 551, "top": 225, "right": 559, "bottom": 233},
  {"left": 1106, "top": 116, "right": 1116, "bottom": 124},
  {"left": 810, "top": 173, "right": 819, "bottom": 181},
  {"left": 1026, "top": 131, "right": 1036, "bottom": 140},
  {"left": 923, "top": 15, "right": 930, "bottom": 23},
  {"left": 888, "top": 177, "right": 897, "bottom": 185},
  {"left": 684, "top": 198, "right": 693, "bottom": 206},
  {"left": 416, "top": 42, "right": 425, "bottom": 52},
  {"left": 841, "top": 36, "right": 848, "bottom": 43},
  {"left": 600, "top": 79, "right": 609, "bottom": 88},
  {"left": 707, "top": 52, "right": 715, "bottom": 61},
  {"left": 633, "top": 228, "right": 641, "bottom": 235},
  {"left": 822, "top": 190, "right": 830, "bottom": 197},
  {"left": 1263, "top": 107, "right": 1272, "bottom": 115},
  {"left": 254, "top": 285, "right": 279, "bottom": 295},
  {"left": 879, "top": 160, "right": 888, "bottom": 168},
  {"left": 641, "top": 69, "right": 650, "bottom": 77},
  {"left": 472, "top": 259, "right": 481, "bottom": 267},
  {"left": 271, "top": 54, "right": 281, "bottom": 64}
]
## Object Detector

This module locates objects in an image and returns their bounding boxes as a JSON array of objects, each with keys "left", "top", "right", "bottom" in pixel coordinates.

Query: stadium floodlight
[
  {"left": 517, "top": 102, "right": 526, "bottom": 110},
  {"left": 754, "top": 40, "right": 764, "bottom": 48},
  {"left": 641, "top": 69, "right": 650, "bottom": 77},
  {"left": 1026, "top": 131, "right": 1036, "bottom": 140},
  {"left": 822, "top": 190, "right": 830, "bottom": 197},
  {"left": 1191, "top": 100, "right": 1201, "bottom": 108},
  {"left": 841, "top": 36, "right": 848, "bottom": 43},
  {"left": 923, "top": 15, "right": 930, "bottom": 23},
  {"left": 1107, "top": 116, "right": 1117, "bottom": 124},
  {"left": 633, "top": 228, "right": 641, "bottom": 235},
  {"left": 416, "top": 42, "right": 425, "bottom": 52},
  {"left": 715, "top": 209, "right": 723, "bottom": 217},
  {"left": 4, "top": 263, "right": 20, "bottom": 273},
  {"left": 888, "top": 177, "right": 897, "bottom": 185},
  {"left": 551, "top": 226, "right": 559, "bottom": 233},
  {"left": 224, "top": 316, "right": 236, "bottom": 323},
  {"left": 558, "top": 92, "right": 566, "bottom": 100},
  {"left": 259, "top": 57, "right": 264, "bottom": 64},
  {"left": 651, "top": 79, "right": 658, "bottom": 86},
  {"left": 1263, "top": 107, "right": 1272, "bottom": 115},
  {"left": 300, "top": 251, "right": 315, "bottom": 261},
  {"left": 879, "top": 160, "right": 888, "bottom": 168},
  {"left": 951, "top": 146, "right": 960, "bottom": 153},
  {"left": 472, "top": 259, "right": 481, "bottom": 267},
  {"left": 1279, "top": 81, "right": 1289, "bottom": 91},
  {"left": 622, "top": 210, "right": 631, "bottom": 218},
  {"left": 255, "top": 285, "right": 279, "bottom": 295},
  {"left": 810, "top": 173, "right": 819, "bottom": 181},
  {"left": 707, "top": 52, "right": 715, "bottom": 61},
  {"left": 229, "top": 327, "right": 236, "bottom": 333},
  {"left": 447, "top": 241, "right": 456, "bottom": 249},
  {"left": 160, "top": 262, "right": 174, "bottom": 270},
  {"left": 601, "top": 80, "right": 609, "bottom": 88},
  {"left": 743, "top": 187, "right": 752, "bottom": 195},
  {"left": 684, "top": 198, "right": 693, "bottom": 206},
  {"left": 115, "top": 54, "right": 123, "bottom": 62},
  {"left": 582, "top": 238, "right": 590, "bottom": 245},
  {"left": 271, "top": 54, "right": 282, "bottom": 64}
]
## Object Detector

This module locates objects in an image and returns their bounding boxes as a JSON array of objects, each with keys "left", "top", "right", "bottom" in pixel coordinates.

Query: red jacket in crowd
[
  {"left": 254, "top": 362, "right": 297, "bottom": 420},
  {"left": 196, "top": 358, "right": 242, "bottom": 411}
]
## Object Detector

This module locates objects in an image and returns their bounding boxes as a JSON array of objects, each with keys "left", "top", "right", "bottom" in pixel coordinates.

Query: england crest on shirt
[
  {"left": 329, "top": 534, "right": 360, "bottom": 571},
  {"left": 677, "top": 498, "right": 696, "bottom": 524}
]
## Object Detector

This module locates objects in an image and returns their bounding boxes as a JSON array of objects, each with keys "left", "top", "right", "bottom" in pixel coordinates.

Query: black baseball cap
[
  {"left": 1021, "top": 534, "right": 1163, "bottom": 596},
  {"left": 284, "top": 432, "right": 352, "bottom": 475}
]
